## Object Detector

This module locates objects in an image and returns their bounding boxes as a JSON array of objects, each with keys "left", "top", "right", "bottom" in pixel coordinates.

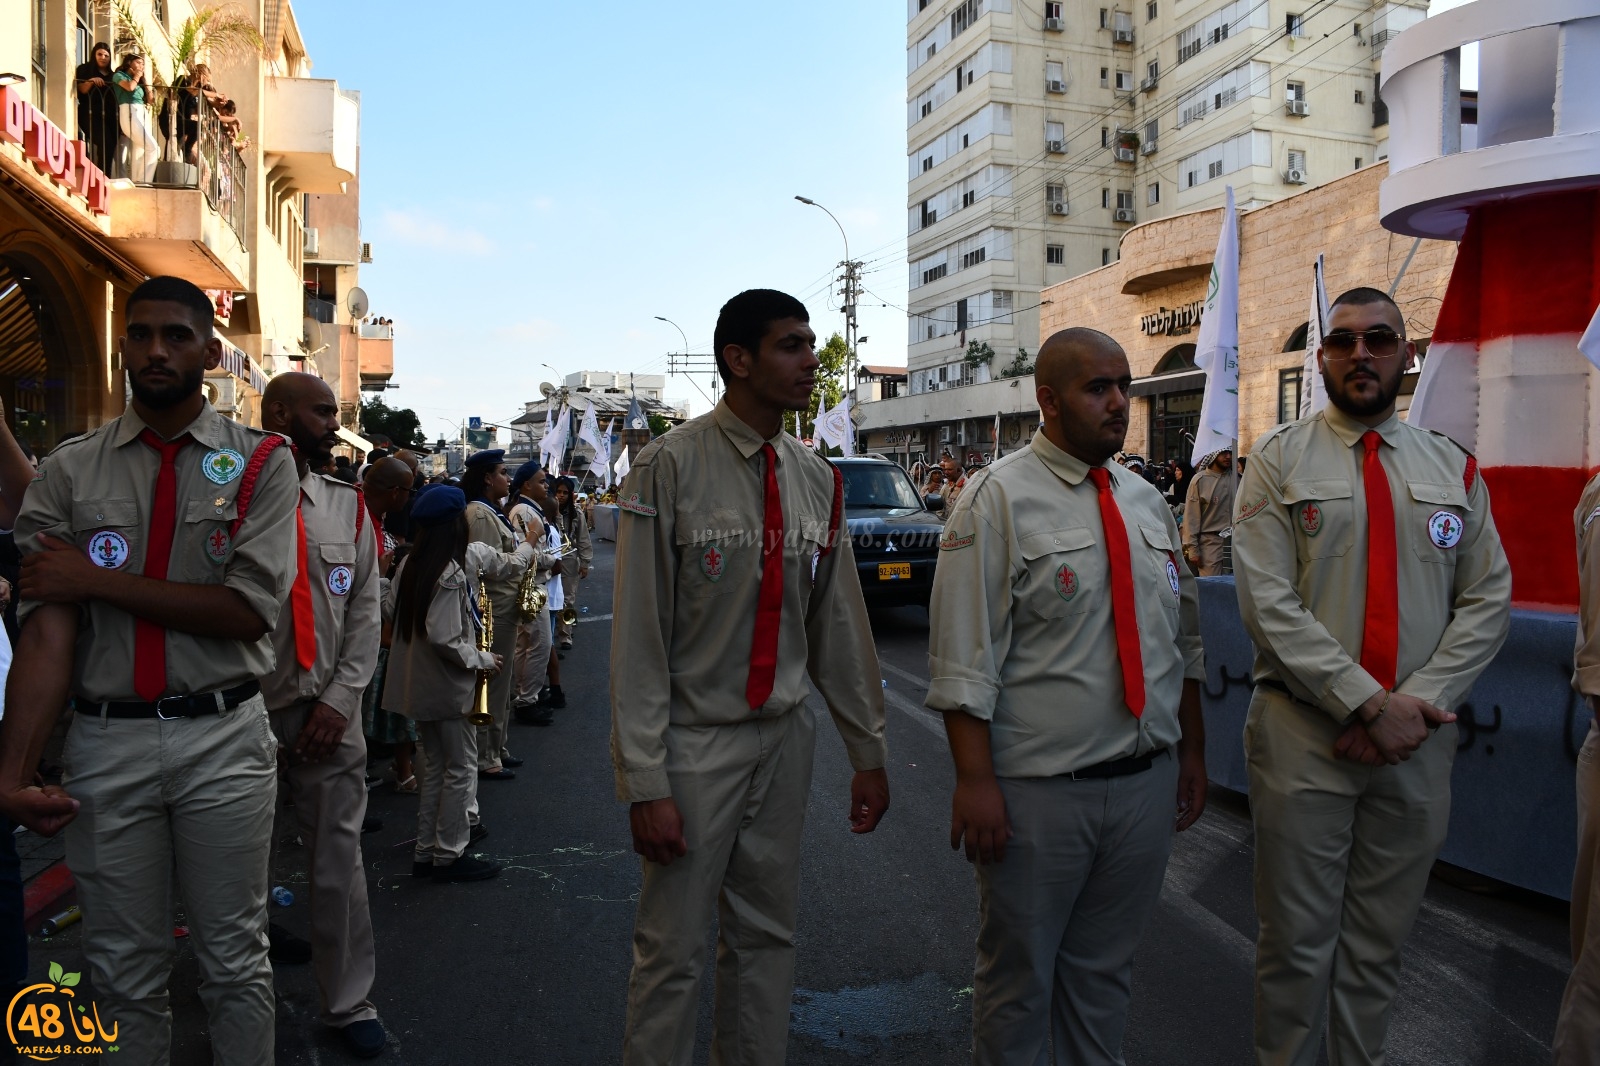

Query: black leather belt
[
  {"left": 1063, "top": 746, "right": 1169, "bottom": 781},
  {"left": 73, "top": 680, "right": 261, "bottom": 720},
  {"left": 1258, "top": 678, "right": 1319, "bottom": 710}
]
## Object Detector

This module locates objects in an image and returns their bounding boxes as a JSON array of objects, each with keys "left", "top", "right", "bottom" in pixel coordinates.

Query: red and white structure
[{"left": 1381, "top": 0, "right": 1600, "bottom": 609}]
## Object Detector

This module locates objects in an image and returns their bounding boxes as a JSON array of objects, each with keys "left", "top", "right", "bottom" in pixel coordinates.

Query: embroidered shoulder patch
[
  {"left": 1236, "top": 495, "right": 1270, "bottom": 522},
  {"left": 618, "top": 491, "right": 657, "bottom": 517},
  {"left": 939, "top": 531, "right": 975, "bottom": 551}
]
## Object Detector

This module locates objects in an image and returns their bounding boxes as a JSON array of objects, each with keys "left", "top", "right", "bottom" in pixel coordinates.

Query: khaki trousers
[
  {"left": 475, "top": 603, "right": 519, "bottom": 771},
  {"left": 973, "top": 753, "right": 1178, "bottom": 1066},
  {"left": 1196, "top": 533, "right": 1228, "bottom": 576},
  {"left": 1556, "top": 719, "right": 1600, "bottom": 1065},
  {"left": 416, "top": 717, "right": 478, "bottom": 864},
  {"left": 556, "top": 571, "right": 580, "bottom": 644},
  {"left": 514, "top": 611, "right": 550, "bottom": 704},
  {"left": 62, "top": 693, "right": 277, "bottom": 1066},
  {"left": 268, "top": 703, "right": 377, "bottom": 1028},
  {"left": 1246, "top": 689, "right": 1455, "bottom": 1066},
  {"left": 622, "top": 703, "right": 817, "bottom": 1066}
]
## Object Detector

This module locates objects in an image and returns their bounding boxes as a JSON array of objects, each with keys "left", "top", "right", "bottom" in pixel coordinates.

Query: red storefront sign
[{"left": 0, "top": 85, "right": 111, "bottom": 216}]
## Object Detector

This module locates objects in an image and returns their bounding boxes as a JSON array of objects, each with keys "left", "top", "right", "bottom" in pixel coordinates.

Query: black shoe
[
  {"left": 361, "top": 814, "right": 383, "bottom": 834},
  {"left": 432, "top": 856, "right": 501, "bottom": 882},
  {"left": 469, "top": 822, "right": 488, "bottom": 843},
  {"left": 547, "top": 687, "right": 566, "bottom": 709},
  {"left": 339, "top": 1018, "right": 387, "bottom": 1058},
  {"left": 412, "top": 861, "right": 433, "bottom": 879},
  {"left": 500, "top": 754, "right": 524, "bottom": 768},
  {"left": 478, "top": 768, "right": 516, "bottom": 781},
  {"left": 559, "top": 639, "right": 573, "bottom": 650},
  {"left": 531, "top": 706, "right": 554, "bottom": 727},
  {"left": 267, "top": 922, "right": 312, "bottom": 964}
]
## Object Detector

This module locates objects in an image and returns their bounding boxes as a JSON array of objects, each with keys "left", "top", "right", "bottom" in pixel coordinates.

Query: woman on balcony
[
  {"left": 111, "top": 54, "right": 158, "bottom": 184},
  {"left": 73, "top": 42, "right": 118, "bottom": 174}
]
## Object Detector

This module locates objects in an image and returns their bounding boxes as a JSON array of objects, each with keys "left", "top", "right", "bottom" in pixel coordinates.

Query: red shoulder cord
[
  {"left": 228, "top": 435, "right": 291, "bottom": 538},
  {"left": 1463, "top": 455, "right": 1478, "bottom": 494},
  {"left": 819, "top": 464, "right": 844, "bottom": 558}
]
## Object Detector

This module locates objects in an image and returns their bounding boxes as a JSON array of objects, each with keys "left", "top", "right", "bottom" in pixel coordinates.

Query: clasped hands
[{"left": 1335, "top": 690, "right": 1456, "bottom": 766}]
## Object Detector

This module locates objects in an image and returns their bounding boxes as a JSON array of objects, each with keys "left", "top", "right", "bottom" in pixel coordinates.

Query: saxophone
[
  {"left": 517, "top": 565, "right": 547, "bottom": 621},
  {"left": 468, "top": 568, "right": 495, "bottom": 726}
]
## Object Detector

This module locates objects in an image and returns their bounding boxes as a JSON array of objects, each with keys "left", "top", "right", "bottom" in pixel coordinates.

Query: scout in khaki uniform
[
  {"left": 1232, "top": 287, "right": 1511, "bottom": 1066},
  {"left": 462, "top": 449, "right": 522, "bottom": 779},
  {"left": 551, "top": 476, "right": 592, "bottom": 649},
  {"left": 1182, "top": 449, "right": 1235, "bottom": 575},
  {"left": 611, "top": 289, "right": 890, "bottom": 1066},
  {"left": 1557, "top": 470, "right": 1600, "bottom": 1065},
  {"left": 258, "top": 374, "right": 386, "bottom": 1059},
  {"left": 927, "top": 328, "right": 1208, "bottom": 1066},
  {"left": 0, "top": 276, "right": 299, "bottom": 1066},
  {"left": 506, "top": 464, "right": 558, "bottom": 726}
]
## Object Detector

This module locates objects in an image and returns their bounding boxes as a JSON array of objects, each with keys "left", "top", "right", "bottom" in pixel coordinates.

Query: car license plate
[{"left": 878, "top": 562, "right": 911, "bottom": 581}]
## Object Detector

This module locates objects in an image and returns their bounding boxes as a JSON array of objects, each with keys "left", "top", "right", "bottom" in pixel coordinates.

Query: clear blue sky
[{"left": 294, "top": 0, "right": 913, "bottom": 435}]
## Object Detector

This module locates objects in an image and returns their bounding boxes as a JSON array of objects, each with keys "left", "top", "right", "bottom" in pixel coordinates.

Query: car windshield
[{"left": 840, "top": 464, "right": 924, "bottom": 510}]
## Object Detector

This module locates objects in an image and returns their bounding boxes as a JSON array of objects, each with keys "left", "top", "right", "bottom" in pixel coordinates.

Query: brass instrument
[
  {"left": 559, "top": 606, "right": 578, "bottom": 628},
  {"left": 516, "top": 539, "right": 580, "bottom": 622},
  {"left": 468, "top": 568, "right": 495, "bottom": 726}
]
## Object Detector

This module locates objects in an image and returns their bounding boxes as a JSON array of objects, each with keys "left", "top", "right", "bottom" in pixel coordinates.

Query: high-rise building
[{"left": 874, "top": 0, "right": 1426, "bottom": 465}]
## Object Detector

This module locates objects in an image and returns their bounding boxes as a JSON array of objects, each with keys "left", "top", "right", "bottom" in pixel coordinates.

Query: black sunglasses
[{"left": 1324, "top": 328, "right": 1403, "bottom": 359}]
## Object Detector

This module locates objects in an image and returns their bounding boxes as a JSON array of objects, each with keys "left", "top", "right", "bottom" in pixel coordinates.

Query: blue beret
[
  {"left": 464, "top": 448, "right": 505, "bottom": 469},
  {"left": 411, "top": 485, "right": 466, "bottom": 526},
  {"left": 512, "top": 460, "right": 542, "bottom": 484}
]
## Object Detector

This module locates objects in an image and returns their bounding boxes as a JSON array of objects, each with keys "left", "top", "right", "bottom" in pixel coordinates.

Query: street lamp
[
  {"left": 795, "top": 195, "right": 862, "bottom": 420},
  {"left": 654, "top": 315, "right": 714, "bottom": 407}
]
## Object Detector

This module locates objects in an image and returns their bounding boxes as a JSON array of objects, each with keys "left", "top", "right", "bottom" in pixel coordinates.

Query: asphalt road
[{"left": 25, "top": 536, "right": 1574, "bottom": 1063}]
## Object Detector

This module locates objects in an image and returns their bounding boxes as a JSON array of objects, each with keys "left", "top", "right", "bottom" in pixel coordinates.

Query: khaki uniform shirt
[
  {"left": 507, "top": 498, "right": 557, "bottom": 586},
  {"left": 557, "top": 507, "right": 593, "bottom": 569},
  {"left": 1572, "top": 472, "right": 1600, "bottom": 698},
  {"left": 260, "top": 472, "right": 381, "bottom": 718},
  {"left": 926, "top": 430, "right": 1205, "bottom": 778},
  {"left": 1233, "top": 404, "right": 1512, "bottom": 719},
  {"left": 15, "top": 402, "right": 297, "bottom": 702},
  {"left": 610, "top": 401, "right": 888, "bottom": 803},
  {"left": 466, "top": 500, "right": 519, "bottom": 612},
  {"left": 1182, "top": 468, "right": 1236, "bottom": 550}
]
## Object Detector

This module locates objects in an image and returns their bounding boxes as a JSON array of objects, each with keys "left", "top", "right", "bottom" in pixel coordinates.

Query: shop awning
[
  {"left": 1129, "top": 369, "right": 1206, "bottom": 398},
  {"left": 336, "top": 426, "right": 374, "bottom": 453}
]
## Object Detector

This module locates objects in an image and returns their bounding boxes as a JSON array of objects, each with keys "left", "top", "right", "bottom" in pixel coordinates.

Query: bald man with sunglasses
[{"left": 1232, "top": 287, "right": 1511, "bottom": 1065}]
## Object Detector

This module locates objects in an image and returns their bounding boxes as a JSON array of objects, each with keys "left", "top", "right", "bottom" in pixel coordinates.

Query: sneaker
[
  {"left": 547, "top": 687, "right": 566, "bottom": 709},
  {"left": 500, "top": 754, "right": 524, "bottom": 768},
  {"left": 267, "top": 922, "right": 312, "bottom": 964},
  {"left": 338, "top": 1018, "right": 387, "bottom": 1059},
  {"left": 469, "top": 822, "right": 489, "bottom": 843},
  {"left": 432, "top": 856, "right": 501, "bottom": 882},
  {"left": 530, "top": 705, "right": 554, "bottom": 727}
]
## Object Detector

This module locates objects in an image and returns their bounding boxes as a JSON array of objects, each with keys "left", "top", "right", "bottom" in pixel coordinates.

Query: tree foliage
[
  {"left": 965, "top": 340, "right": 995, "bottom": 370},
  {"left": 647, "top": 413, "right": 671, "bottom": 437},
  {"left": 359, "top": 397, "right": 426, "bottom": 449},
  {"left": 999, "top": 347, "right": 1036, "bottom": 378}
]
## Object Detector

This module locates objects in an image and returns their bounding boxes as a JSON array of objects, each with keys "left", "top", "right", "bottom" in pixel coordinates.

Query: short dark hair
[
  {"left": 127, "top": 276, "right": 215, "bottom": 336},
  {"left": 712, "top": 289, "right": 808, "bottom": 384},
  {"left": 1329, "top": 286, "right": 1405, "bottom": 334}
]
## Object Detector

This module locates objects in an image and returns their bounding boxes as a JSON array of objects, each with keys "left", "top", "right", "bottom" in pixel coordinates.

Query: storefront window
[
  {"left": 1278, "top": 368, "right": 1303, "bottom": 423},
  {"left": 1151, "top": 389, "right": 1202, "bottom": 463}
]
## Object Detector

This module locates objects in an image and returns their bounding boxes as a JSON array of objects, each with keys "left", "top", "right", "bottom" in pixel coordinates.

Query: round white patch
[
  {"left": 1165, "top": 558, "right": 1182, "bottom": 596},
  {"left": 1428, "top": 510, "right": 1464, "bottom": 549},
  {"left": 326, "top": 564, "right": 353, "bottom": 597},
  {"left": 201, "top": 448, "right": 246, "bottom": 485},
  {"left": 86, "top": 530, "right": 130, "bottom": 569}
]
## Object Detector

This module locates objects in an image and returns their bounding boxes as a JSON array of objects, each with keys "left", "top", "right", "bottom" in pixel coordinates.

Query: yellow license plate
[{"left": 878, "top": 562, "right": 911, "bottom": 581}]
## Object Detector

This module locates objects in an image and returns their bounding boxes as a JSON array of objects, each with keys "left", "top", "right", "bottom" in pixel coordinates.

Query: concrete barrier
[
  {"left": 1197, "top": 576, "right": 1588, "bottom": 901},
  {"left": 592, "top": 505, "right": 619, "bottom": 542}
]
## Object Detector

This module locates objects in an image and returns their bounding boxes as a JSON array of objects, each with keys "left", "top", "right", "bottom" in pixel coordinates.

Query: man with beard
[
  {"left": 1182, "top": 448, "right": 1235, "bottom": 575},
  {"left": 259, "top": 374, "right": 386, "bottom": 1058},
  {"left": 0, "top": 275, "right": 298, "bottom": 1064},
  {"left": 1232, "top": 287, "right": 1511, "bottom": 1065}
]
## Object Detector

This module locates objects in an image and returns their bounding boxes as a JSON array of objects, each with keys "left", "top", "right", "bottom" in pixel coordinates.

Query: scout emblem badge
[
  {"left": 1055, "top": 562, "right": 1079, "bottom": 601},
  {"left": 327, "top": 565, "right": 354, "bottom": 596},
  {"left": 1165, "top": 554, "right": 1182, "bottom": 597},
  {"left": 1299, "top": 501, "right": 1322, "bottom": 537},
  {"left": 1428, "top": 510, "right": 1463, "bottom": 549},
  {"left": 700, "top": 544, "right": 725, "bottom": 583},
  {"left": 87, "top": 530, "right": 130, "bottom": 569},
  {"left": 204, "top": 528, "right": 231, "bottom": 563},
  {"left": 201, "top": 448, "right": 246, "bottom": 485}
]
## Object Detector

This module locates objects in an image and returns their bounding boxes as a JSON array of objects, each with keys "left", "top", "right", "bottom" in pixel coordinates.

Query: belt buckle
[{"left": 155, "top": 696, "right": 188, "bottom": 721}]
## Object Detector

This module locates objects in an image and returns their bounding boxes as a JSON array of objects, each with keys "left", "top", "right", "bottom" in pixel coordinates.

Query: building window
[
  {"left": 956, "top": 298, "right": 968, "bottom": 331},
  {"left": 1354, "top": 157, "right": 1363, "bottom": 169},
  {"left": 1047, "top": 244, "right": 1065, "bottom": 265},
  {"left": 1373, "top": 74, "right": 1388, "bottom": 126},
  {"left": 951, "top": 0, "right": 982, "bottom": 38},
  {"left": 1287, "top": 148, "right": 1307, "bottom": 172},
  {"left": 1045, "top": 120, "right": 1065, "bottom": 146},
  {"left": 1102, "top": 188, "right": 1111, "bottom": 208},
  {"left": 1354, "top": 22, "right": 1362, "bottom": 37},
  {"left": 1286, "top": 12, "right": 1305, "bottom": 37},
  {"left": 1046, "top": 183, "right": 1065, "bottom": 203},
  {"left": 1045, "top": 1, "right": 1063, "bottom": 17},
  {"left": 1354, "top": 89, "right": 1364, "bottom": 104},
  {"left": 152, "top": 0, "right": 166, "bottom": 25},
  {"left": 1287, "top": 80, "right": 1305, "bottom": 102},
  {"left": 1115, "top": 70, "right": 1133, "bottom": 91},
  {"left": 1278, "top": 369, "right": 1304, "bottom": 424},
  {"left": 923, "top": 263, "right": 948, "bottom": 284},
  {"left": 1147, "top": 1, "right": 1158, "bottom": 19},
  {"left": 1102, "top": 247, "right": 1114, "bottom": 266},
  {"left": 921, "top": 200, "right": 937, "bottom": 227},
  {"left": 1100, "top": 67, "right": 1110, "bottom": 88},
  {"left": 923, "top": 156, "right": 934, "bottom": 172},
  {"left": 1100, "top": 8, "right": 1109, "bottom": 28},
  {"left": 1116, "top": 189, "right": 1134, "bottom": 209},
  {"left": 1144, "top": 119, "right": 1159, "bottom": 144},
  {"left": 1208, "top": 160, "right": 1224, "bottom": 179},
  {"left": 1147, "top": 182, "right": 1160, "bottom": 205},
  {"left": 962, "top": 247, "right": 987, "bottom": 269},
  {"left": 30, "top": 0, "right": 47, "bottom": 106},
  {"left": 1147, "top": 59, "right": 1160, "bottom": 82},
  {"left": 1046, "top": 61, "right": 1065, "bottom": 90},
  {"left": 962, "top": 189, "right": 977, "bottom": 207},
  {"left": 1101, "top": 126, "right": 1110, "bottom": 147}
]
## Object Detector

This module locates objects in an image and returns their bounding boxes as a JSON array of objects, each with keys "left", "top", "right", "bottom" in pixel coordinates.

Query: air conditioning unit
[
  {"left": 1046, "top": 139, "right": 1066, "bottom": 153},
  {"left": 303, "top": 228, "right": 319, "bottom": 257},
  {"left": 1141, "top": 140, "right": 1158, "bottom": 155},
  {"left": 939, "top": 426, "right": 953, "bottom": 443},
  {"left": 1284, "top": 167, "right": 1308, "bottom": 184},
  {"left": 1113, "top": 28, "right": 1134, "bottom": 43},
  {"left": 1113, "top": 146, "right": 1136, "bottom": 163},
  {"left": 204, "top": 375, "right": 239, "bottom": 414},
  {"left": 360, "top": 242, "right": 373, "bottom": 263},
  {"left": 1044, "top": 16, "right": 1064, "bottom": 30},
  {"left": 1140, "top": 74, "right": 1158, "bottom": 92},
  {"left": 1286, "top": 98, "right": 1310, "bottom": 116},
  {"left": 1046, "top": 78, "right": 1067, "bottom": 93},
  {"left": 1113, "top": 207, "right": 1137, "bottom": 222},
  {"left": 1049, "top": 201, "right": 1069, "bottom": 215}
]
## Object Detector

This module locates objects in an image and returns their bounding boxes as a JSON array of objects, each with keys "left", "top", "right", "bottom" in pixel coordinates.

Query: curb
[{"left": 22, "top": 860, "right": 75, "bottom": 933}]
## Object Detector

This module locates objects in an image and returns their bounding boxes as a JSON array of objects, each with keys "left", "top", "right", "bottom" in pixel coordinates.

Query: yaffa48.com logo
[{"left": 7, "top": 961, "right": 119, "bottom": 1058}]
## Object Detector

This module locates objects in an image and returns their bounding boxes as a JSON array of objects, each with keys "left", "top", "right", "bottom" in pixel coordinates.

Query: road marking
[
  {"left": 577, "top": 613, "right": 613, "bottom": 624},
  {"left": 876, "top": 659, "right": 945, "bottom": 737}
]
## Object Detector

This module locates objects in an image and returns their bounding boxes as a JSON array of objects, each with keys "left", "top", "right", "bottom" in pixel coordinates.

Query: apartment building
[
  {"left": 865, "top": 0, "right": 1426, "bottom": 466},
  {"left": 1, "top": 0, "right": 388, "bottom": 449}
]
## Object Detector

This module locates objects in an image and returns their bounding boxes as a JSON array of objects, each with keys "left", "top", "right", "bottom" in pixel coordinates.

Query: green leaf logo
[
  {"left": 60, "top": 971, "right": 80, "bottom": 987},
  {"left": 48, "top": 961, "right": 62, "bottom": 984}
]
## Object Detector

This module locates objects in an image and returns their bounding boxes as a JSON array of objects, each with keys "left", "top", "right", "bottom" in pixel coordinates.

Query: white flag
[
  {"left": 578, "top": 403, "right": 605, "bottom": 456},
  {"left": 1582, "top": 299, "right": 1600, "bottom": 371},
  {"left": 1191, "top": 186, "right": 1240, "bottom": 466},
  {"left": 812, "top": 391, "right": 826, "bottom": 453},
  {"left": 817, "top": 397, "right": 855, "bottom": 456},
  {"left": 1298, "top": 253, "right": 1331, "bottom": 417},
  {"left": 542, "top": 404, "right": 571, "bottom": 473},
  {"left": 613, "top": 445, "right": 631, "bottom": 484},
  {"left": 599, "top": 418, "right": 617, "bottom": 488}
]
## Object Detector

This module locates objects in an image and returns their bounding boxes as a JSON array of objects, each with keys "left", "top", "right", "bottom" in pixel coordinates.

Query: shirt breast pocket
[
  {"left": 1406, "top": 480, "right": 1469, "bottom": 565},
  {"left": 675, "top": 508, "right": 750, "bottom": 599},
  {"left": 181, "top": 496, "right": 240, "bottom": 570},
  {"left": 320, "top": 543, "right": 357, "bottom": 597},
  {"left": 1281, "top": 478, "right": 1355, "bottom": 561},
  {"left": 1138, "top": 524, "right": 1181, "bottom": 612},
  {"left": 72, "top": 498, "right": 141, "bottom": 571},
  {"left": 1018, "top": 526, "right": 1098, "bottom": 619}
]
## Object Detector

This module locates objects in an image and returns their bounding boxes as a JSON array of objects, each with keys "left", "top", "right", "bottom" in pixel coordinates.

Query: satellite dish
[
  {"left": 539, "top": 381, "right": 557, "bottom": 399},
  {"left": 347, "top": 286, "right": 370, "bottom": 320},
  {"left": 301, "top": 317, "right": 323, "bottom": 350}
]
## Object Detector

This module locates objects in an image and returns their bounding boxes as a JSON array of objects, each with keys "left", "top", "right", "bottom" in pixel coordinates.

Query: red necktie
[
  {"left": 1087, "top": 467, "right": 1146, "bottom": 718},
  {"left": 133, "top": 430, "right": 189, "bottom": 701},
  {"left": 745, "top": 443, "right": 784, "bottom": 709},
  {"left": 291, "top": 502, "right": 317, "bottom": 671},
  {"left": 1359, "top": 431, "right": 1399, "bottom": 690}
]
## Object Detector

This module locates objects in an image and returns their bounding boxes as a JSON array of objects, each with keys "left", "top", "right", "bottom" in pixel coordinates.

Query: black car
[{"left": 834, "top": 457, "right": 945, "bottom": 609}]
